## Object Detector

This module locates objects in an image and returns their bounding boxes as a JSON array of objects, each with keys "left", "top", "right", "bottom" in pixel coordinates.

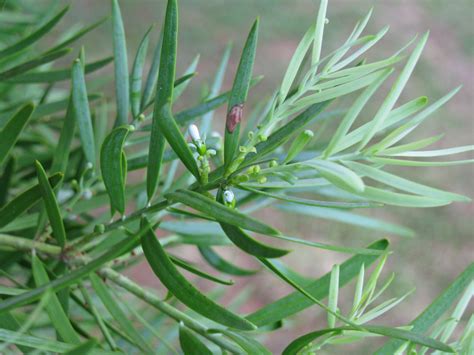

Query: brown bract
[{"left": 226, "top": 103, "right": 244, "bottom": 133}]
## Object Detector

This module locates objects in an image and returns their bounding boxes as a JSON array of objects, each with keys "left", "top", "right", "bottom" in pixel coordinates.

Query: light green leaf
[
  {"left": 344, "top": 160, "right": 469, "bottom": 202},
  {"left": 141, "top": 218, "right": 257, "bottom": 330},
  {"left": 35, "top": 161, "right": 67, "bottom": 247},
  {"left": 51, "top": 94, "right": 75, "bottom": 173},
  {"left": 179, "top": 325, "right": 212, "bottom": 355},
  {"left": 379, "top": 134, "right": 444, "bottom": 156},
  {"left": 64, "top": 340, "right": 98, "bottom": 355},
  {"left": 72, "top": 56, "right": 96, "bottom": 166},
  {"left": 130, "top": 26, "right": 152, "bottom": 118},
  {"left": 371, "top": 157, "right": 474, "bottom": 167},
  {"left": 100, "top": 126, "right": 130, "bottom": 215},
  {"left": 170, "top": 255, "right": 234, "bottom": 285},
  {"left": 32, "top": 255, "right": 80, "bottom": 344},
  {"left": 311, "top": 0, "right": 328, "bottom": 71},
  {"left": 304, "top": 159, "right": 365, "bottom": 193},
  {"left": 327, "top": 264, "right": 340, "bottom": 328},
  {"left": 224, "top": 18, "right": 259, "bottom": 170},
  {"left": 147, "top": 0, "right": 178, "bottom": 200},
  {"left": 0, "top": 102, "right": 34, "bottom": 167},
  {"left": 387, "top": 145, "right": 474, "bottom": 158},
  {"left": 112, "top": 0, "right": 130, "bottom": 125},
  {"left": 356, "top": 186, "right": 449, "bottom": 207},
  {"left": 212, "top": 329, "right": 272, "bottom": 355}
]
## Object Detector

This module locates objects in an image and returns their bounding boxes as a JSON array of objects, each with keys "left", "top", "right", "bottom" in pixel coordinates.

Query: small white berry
[{"left": 223, "top": 190, "right": 235, "bottom": 204}]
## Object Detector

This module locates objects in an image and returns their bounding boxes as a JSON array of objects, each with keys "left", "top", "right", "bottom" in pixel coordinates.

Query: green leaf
[
  {"left": 386, "top": 145, "right": 474, "bottom": 158},
  {"left": 89, "top": 273, "right": 152, "bottom": 353},
  {"left": 141, "top": 31, "right": 162, "bottom": 111},
  {"left": 8, "top": 57, "right": 113, "bottom": 83},
  {"left": 371, "top": 157, "right": 474, "bottom": 167},
  {"left": 280, "top": 23, "right": 316, "bottom": 102},
  {"left": 179, "top": 325, "right": 212, "bottom": 355},
  {"left": 31, "top": 255, "right": 80, "bottom": 344},
  {"left": 376, "top": 262, "right": 474, "bottom": 354},
  {"left": 0, "top": 102, "right": 34, "bottom": 167},
  {"left": 344, "top": 160, "right": 469, "bottom": 202},
  {"left": 356, "top": 186, "right": 449, "bottom": 208},
  {"left": 147, "top": 0, "right": 178, "bottom": 200},
  {"left": 220, "top": 223, "right": 290, "bottom": 258},
  {"left": 140, "top": 218, "right": 257, "bottom": 330},
  {"left": 224, "top": 18, "right": 259, "bottom": 170},
  {"left": 112, "top": 0, "right": 130, "bottom": 125},
  {"left": 166, "top": 190, "right": 280, "bottom": 236},
  {"left": 0, "top": 7, "right": 68, "bottom": 57},
  {"left": 246, "top": 239, "right": 389, "bottom": 326},
  {"left": 199, "top": 246, "right": 259, "bottom": 276},
  {"left": 379, "top": 134, "right": 444, "bottom": 156},
  {"left": 303, "top": 159, "right": 365, "bottom": 193},
  {"left": 0, "top": 157, "right": 15, "bottom": 206},
  {"left": 245, "top": 100, "right": 332, "bottom": 165},
  {"left": 358, "top": 33, "right": 429, "bottom": 150},
  {"left": 327, "top": 264, "right": 339, "bottom": 328},
  {"left": 72, "top": 57, "right": 96, "bottom": 166},
  {"left": 311, "top": 0, "right": 328, "bottom": 70},
  {"left": 170, "top": 255, "right": 234, "bottom": 285},
  {"left": 35, "top": 161, "right": 67, "bottom": 247},
  {"left": 0, "top": 328, "right": 72, "bottom": 353},
  {"left": 0, "top": 48, "right": 71, "bottom": 81},
  {"left": 157, "top": 102, "right": 200, "bottom": 180},
  {"left": 100, "top": 126, "right": 130, "bottom": 215},
  {"left": 51, "top": 94, "right": 75, "bottom": 173},
  {"left": 173, "top": 55, "right": 200, "bottom": 102},
  {"left": 283, "top": 325, "right": 454, "bottom": 355},
  {"left": 0, "top": 173, "right": 62, "bottom": 228},
  {"left": 324, "top": 68, "right": 393, "bottom": 157},
  {"left": 212, "top": 329, "right": 272, "bottom": 354},
  {"left": 64, "top": 340, "right": 97, "bottom": 355},
  {"left": 130, "top": 26, "right": 152, "bottom": 118}
]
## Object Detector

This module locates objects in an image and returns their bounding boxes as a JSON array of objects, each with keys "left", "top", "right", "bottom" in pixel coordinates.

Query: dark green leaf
[
  {"left": 8, "top": 57, "right": 113, "bottom": 83},
  {"left": 212, "top": 329, "right": 272, "bottom": 354},
  {"left": 0, "top": 102, "right": 34, "bottom": 167},
  {"left": 0, "top": 157, "right": 15, "bottom": 206},
  {"left": 147, "top": 0, "right": 178, "bottom": 200},
  {"left": 0, "top": 7, "right": 68, "bottom": 57},
  {"left": 112, "top": 0, "right": 130, "bottom": 125},
  {"left": 32, "top": 255, "right": 80, "bottom": 344},
  {"left": 35, "top": 161, "right": 66, "bottom": 247},
  {"left": 166, "top": 190, "right": 280, "bottom": 236},
  {"left": 72, "top": 57, "right": 96, "bottom": 166},
  {"left": 0, "top": 173, "right": 62, "bottom": 228},
  {"left": 246, "top": 239, "right": 389, "bottom": 326},
  {"left": 224, "top": 18, "right": 259, "bottom": 170},
  {"left": 100, "top": 126, "right": 130, "bottom": 215},
  {"left": 64, "top": 340, "right": 98, "bottom": 355},
  {"left": 157, "top": 102, "right": 200, "bottom": 180},
  {"left": 179, "top": 325, "right": 212, "bottom": 355},
  {"left": 140, "top": 31, "right": 162, "bottom": 111},
  {"left": 170, "top": 255, "right": 234, "bottom": 285},
  {"left": 375, "top": 262, "right": 474, "bottom": 354},
  {"left": 51, "top": 94, "right": 75, "bottom": 173},
  {"left": 199, "top": 246, "right": 259, "bottom": 276},
  {"left": 131, "top": 26, "right": 152, "bottom": 118},
  {"left": 0, "top": 48, "right": 71, "bottom": 81},
  {"left": 141, "top": 218, "right": 256, "bottom": 330}
]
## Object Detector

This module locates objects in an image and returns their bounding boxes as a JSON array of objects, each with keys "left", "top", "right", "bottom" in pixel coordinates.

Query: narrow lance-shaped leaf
[
  {"left": 211, "top": 329, "right": 272, "bottom": 355},
  {"left": 166, "top": 189, "right": 280, "bottom": 236},
  {"left": 311, "top": 0, "right": 328, "bottom": 71},
  {"left": 72, "top": 56, "right": 96, "bottom": 166},
  {"left": 140, "top": 218, "right": 257, "bottom": 330},
  {"left": 246, "top": 239, "right": 389, "bottom": 326},
  {"left": 358, "top": 32, "right": 429, "bottom": 150},
  {"left": 0, "top": 48, "right": 72, "bottom": 81},
  {"left": 51, "top": 94, "right": 75, "bottom": 173},
  {"left": 283, "top": 325, "right": 454, "bottom": 355},
  {"left": 375, "top": 262, "right": 474, "bottom": 354},
  {"left": 0, "top": 102, "right": 35, "bottom": 167},
  {"left": 89, "top": 273, "right": 152, "bottom": 353},
  {"left": 147, "top": 0, "right": 178, "bottom": 201},
  {"left": 179, "top": 325, "right": 212, "bottom": 355},
  {"left": 199, "top": 246, "right": 259, "bottom": 276},
  {"left": 112, "top": 0, "right": 130, "bottom": 125},
  {"left": 224, "top": 18, "right": 259, "bottom": 171},
  {"left": 100, "top": 126, "right": 130, "bottom": 215},
  {"left": 0, "top": 173, "right": 62, "bottom": 229},
  {"left": 158, "top": 102, "right": 200, "bottom": 179},
  {"left": 141, "top": 31, "right": 163, "bottom": 111},
  {"left": 130, "top": 26, "right": 152, "bottom": 118},
  {"left": 170, "top": 255, "right": 233, "bottom": 285},
  {"left": 31, "top": 255, "right": 80, "bottom": 344},
  {"left": 0, "top": 6, "right": 68, "bottom": 57},
  {"left": 64, "top": 340, "right": 98, "bottom": 355},
  {"left": 35, "top": 161, "right": 66, "bottom": 247},
  {"left": 0, "top": 157, "right": 15, "bottom": 206}
]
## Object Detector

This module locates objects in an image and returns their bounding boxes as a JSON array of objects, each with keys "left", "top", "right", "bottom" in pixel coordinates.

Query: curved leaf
[
  {"left": 199, "top": 246, "right": 259, "bottom": 276},
  {"left": 130, "top": 26, "right": 152, "bottom": 118},
  {"left": 100, "top": 126, "right": 130, "bottom": 215},
  {"left": 212, "top": 329, "right": 271, "bottom": 354},
  {"left": 0, "top": 102, "right": 35, "bottom": 167},
  {"left": 170, "top": 255, "right": 234, "bottom": 285},
  {"left": 141, "top": 219, "right": 256, "bottom": 330},
  {"left": 179, "top": 325, "right": 212, "bottom": 355}
]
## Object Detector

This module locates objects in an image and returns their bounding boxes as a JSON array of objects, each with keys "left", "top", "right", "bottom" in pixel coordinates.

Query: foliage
[{"left": 0, "top": 0, "right": 472, "bottom": 354}]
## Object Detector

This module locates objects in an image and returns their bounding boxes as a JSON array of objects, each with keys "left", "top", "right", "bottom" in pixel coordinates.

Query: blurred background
[{"left": 27, "top": 0, "right": 474, "bottom": 352}]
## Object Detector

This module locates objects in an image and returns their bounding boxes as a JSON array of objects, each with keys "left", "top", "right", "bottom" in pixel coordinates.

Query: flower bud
[
  {"left": 284, "top": 129, "right": 314, "bottom": 163},
  {"left": 188, "top": 124, "right": 201, "bottom": 142},
  {"left": 223, "top": 189, "right": 235, "bottom": 204}
]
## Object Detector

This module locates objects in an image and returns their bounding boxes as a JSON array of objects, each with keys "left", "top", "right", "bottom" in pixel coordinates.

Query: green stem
[
  {"left": 0, "top": 234, "right": 61, "bottom": 255},
  {"left": 99, "top": 267, "right": 242, "bottom": 354}
]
